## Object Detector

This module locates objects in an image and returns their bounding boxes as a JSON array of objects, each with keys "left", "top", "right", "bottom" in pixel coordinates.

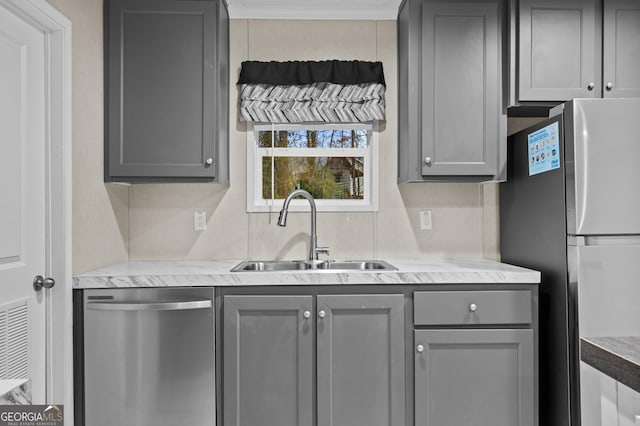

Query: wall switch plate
[
  {"left": 194, "top": 211, "right": 207, "bottom": 231},
  {"left": 419, "top": 210, "right": 432, "bottom": 230}
]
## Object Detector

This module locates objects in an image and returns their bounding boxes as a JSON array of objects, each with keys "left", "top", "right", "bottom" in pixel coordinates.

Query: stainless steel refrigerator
[{"left": 500, "top": 98, "right": 640, "bottom": 426}]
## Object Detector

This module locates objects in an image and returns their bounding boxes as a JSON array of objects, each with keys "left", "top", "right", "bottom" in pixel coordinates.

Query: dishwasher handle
[{"left": 86, "top": 299, "right": 212, "bottom": 311}]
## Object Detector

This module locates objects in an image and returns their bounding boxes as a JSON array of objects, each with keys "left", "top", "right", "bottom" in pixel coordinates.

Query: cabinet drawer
[{"left": 414, "top": 290, "right": 532, "bottom": 326}]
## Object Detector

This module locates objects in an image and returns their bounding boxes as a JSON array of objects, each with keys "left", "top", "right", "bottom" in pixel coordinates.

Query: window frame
[{"left": 246, "top": 122, "right": 379, "bottom": 213}]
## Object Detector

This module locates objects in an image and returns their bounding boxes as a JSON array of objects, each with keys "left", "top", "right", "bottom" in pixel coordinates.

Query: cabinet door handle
[
  {"left": 587, "top": 82, "right": 596, "bottom": 91},
  {"left": 424, "top": 157, "right": 432, "bottom": 167},
  {"left": 416, "top": 344, "right": 424, "bottom": 353},
  {"left": 469, "top": 303, "right": 477, "bottom": 312},
  {"left": 205, "top": 158, "right": 213, "bottom": 166},
  {"left": 303, "top": 310, "right": 311, "bottom": 319},
  {"left": 318, "top": 310, "right": 326, "bottom": 318},
  {"left": 606, "top": 82, "right": 613, "bottom": 91}
]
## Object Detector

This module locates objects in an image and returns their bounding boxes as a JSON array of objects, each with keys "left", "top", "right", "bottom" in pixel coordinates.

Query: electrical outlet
[
  {"left": 194, "top": 211, "right": 207, "bottom": 231},
  {"left": 419, "top": 210, "right": 432, "bottom": 230}
]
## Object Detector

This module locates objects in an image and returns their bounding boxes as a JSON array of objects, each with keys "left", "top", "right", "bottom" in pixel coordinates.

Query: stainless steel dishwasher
[{"left": 83, "top": 288, "right": 215, "bottom": 426}]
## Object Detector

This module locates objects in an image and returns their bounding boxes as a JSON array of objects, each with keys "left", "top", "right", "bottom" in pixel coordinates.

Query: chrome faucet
[{"left": 277, "top": 189, "right": 329, "bottom": 263}]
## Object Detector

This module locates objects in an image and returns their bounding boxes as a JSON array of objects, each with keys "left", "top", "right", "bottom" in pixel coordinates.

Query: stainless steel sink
[
  {"left": 315, "top": 260, "right": 396, "bottom": 271},
  {"left": 231, "top": 259, "right": 396, "bottom": 272},
  {"left": 230, "top": 260, "right": 310, "bottom": 272}
]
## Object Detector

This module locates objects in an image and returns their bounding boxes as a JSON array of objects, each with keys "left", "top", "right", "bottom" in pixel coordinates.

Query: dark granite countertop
[{"left": 581, "top": 336, "right": 640, "bottom": 393}]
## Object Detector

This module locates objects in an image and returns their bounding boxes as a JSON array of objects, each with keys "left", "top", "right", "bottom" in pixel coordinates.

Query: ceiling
[{"left": 226, "top": 0, "right": 402, "bottom": 20}]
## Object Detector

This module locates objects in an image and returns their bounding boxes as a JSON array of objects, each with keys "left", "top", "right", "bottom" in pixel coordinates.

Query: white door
[{"left": 0, "top": 3, "right": 47, "bottom": 402}]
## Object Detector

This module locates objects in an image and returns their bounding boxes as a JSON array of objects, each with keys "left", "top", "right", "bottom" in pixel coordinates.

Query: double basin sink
[{"left": 231, "top": 259, "right": 397, "bottom": 272}]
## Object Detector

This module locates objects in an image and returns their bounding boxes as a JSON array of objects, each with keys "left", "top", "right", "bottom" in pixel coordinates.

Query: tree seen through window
[{"left": 259, "top": 129, "right": 367, "bottom": 200}]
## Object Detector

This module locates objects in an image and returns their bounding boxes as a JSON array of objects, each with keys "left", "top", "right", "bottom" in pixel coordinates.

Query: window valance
[{"left": 237, "top": 60, "right": 386, "bottom": 123}]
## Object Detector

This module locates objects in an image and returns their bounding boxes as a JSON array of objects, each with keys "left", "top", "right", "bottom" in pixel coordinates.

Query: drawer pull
[
  {"left": 469, "top": 303, "right": 477, "bottom": 312},
  {"left": 416, "top": 344, "right": 424, "bottom": 353}
]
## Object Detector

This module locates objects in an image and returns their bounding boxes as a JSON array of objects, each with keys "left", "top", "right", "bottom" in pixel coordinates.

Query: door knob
[
  {"left": 606, "top": 82, "right": 613, "bottom": 91},
  {"left": 416, "top": 344, "right": 424, "bottom": 353},
  {"left": 318, "top": 310, "right": 326, "bottom": 318},
  {"left": 33, "top": 275, "right": 55, "bottom": 291},
  {"left": 587, "top": 82, "right": 596, "bottom": 91},
  {"left": 303, "top": 310, "right": 311, "bottom": 319},
  {"left": 424, "top": 157, "right": 432, "bottom": 167},
  {"left": 205, "top": 158, "right": 213, "bottom": 167}
]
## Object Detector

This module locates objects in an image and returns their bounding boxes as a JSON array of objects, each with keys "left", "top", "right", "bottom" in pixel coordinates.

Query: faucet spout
[
  {"left": 276, "top": 209, "right": 288, "bottom": 227},
  {"left": 278, "top": 189, "right": 327, "bottom": 262}
]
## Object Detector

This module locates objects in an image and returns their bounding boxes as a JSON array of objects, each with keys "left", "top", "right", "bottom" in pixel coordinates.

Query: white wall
[
  {"left": 128, "top": 20, "right": 500, "bottom": 263},
  {"left": 47, "top": 0, "right": 129, "bottom": 275},
  {"left": 43, "top": 2, "right": 523, "bottom": 273}
]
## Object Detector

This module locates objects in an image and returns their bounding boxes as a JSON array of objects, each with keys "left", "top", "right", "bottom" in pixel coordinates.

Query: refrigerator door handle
[
  {"left": 569, "top": 235, "right": 640, "bottom": 247},
  {"left": 567, "top": 236, "right": 584, "bottom": 247}
]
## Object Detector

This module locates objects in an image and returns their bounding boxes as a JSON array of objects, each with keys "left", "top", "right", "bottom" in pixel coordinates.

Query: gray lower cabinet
[
  {"left": 515, "top": 0, "right": 640, "bottom": 102},
  {"left": 223, "top": 293, "right": 405, "bottom": 426},
  {"left": 413, "top": 289, "right": 537, "bottom": 426},
  {"left": 316, "top": 295, "right": 405, "bottom": 426},
  {"left": 223, "top": 295, "right": 313, "bottom": 426},
  {"left": 415, "top": 329, "right": 535, "bottom": 426},
  {"left": 398, "top": 0, "right": 505, "bottom": 182},
  {"left": 105, "top": 0, "right": 229, "bottom": 183}
]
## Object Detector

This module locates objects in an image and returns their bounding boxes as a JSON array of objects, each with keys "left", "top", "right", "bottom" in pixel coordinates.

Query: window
[{"left": 247, "top": 123, "right": 378, "bottom": 212}]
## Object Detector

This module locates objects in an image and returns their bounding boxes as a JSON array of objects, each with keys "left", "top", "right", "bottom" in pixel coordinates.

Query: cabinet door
[
  {"left": 223, "top": 295, "right": 313, "bottom": 426},
  {"left": 599, "top": 374, "right": 640, "bottom": 426},
  {"left": 317, "top": 294, "right": 405, "bottom": 426},
  {"left": 415, "top": 329, "right": 535, "bottom": 426},
  {"left": 106, "top": 0, "right": 218, "bottom": 180},
  {"left": 421, "top": 2, "right": 499, "bottom": 176},
  {"left": 617, "top": 382, "right": 640, "bottom": 426},
  {"left": 603, "top": 0, "right": 640, "bottom": 98},
  {"left": 518, "top": 0, "right": 599, "bottom": 100}
]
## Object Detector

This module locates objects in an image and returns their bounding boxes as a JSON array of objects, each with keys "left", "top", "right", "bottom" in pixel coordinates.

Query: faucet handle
[{"left": 316, "top": 246, "right": 330, "bottom": 257}]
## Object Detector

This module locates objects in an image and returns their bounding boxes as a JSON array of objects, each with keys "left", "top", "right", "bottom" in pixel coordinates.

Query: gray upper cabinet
[
  {"left": 105, "top": 0, "right": 229, "bottom": 183},
  {"left": 515, "top": 0, "right": 640, "bottom": 102},
  {"left": 602, "top": 0, "right": 640, "bottom": 98},
  {"left": 517, "top": 0, "right": 599, "bottom": 101},
  {"left": 398, "top": 0, "right": 506, "bottom": 182},
  {"left": 316, "top": 294, "right": 405, "bottom": 426}
]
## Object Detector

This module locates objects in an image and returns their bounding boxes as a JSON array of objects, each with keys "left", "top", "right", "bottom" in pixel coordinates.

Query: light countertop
[{"left": 73, "top": 258, "right": 540, "bottom": 288}]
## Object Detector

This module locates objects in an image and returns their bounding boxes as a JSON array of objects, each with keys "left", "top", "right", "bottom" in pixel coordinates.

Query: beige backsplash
[
  {"left": 126, "top": 20, "right": 499, "bottom": 263},
  {"left": 127, "top": 183, "right": 492, "bottom": 262}
]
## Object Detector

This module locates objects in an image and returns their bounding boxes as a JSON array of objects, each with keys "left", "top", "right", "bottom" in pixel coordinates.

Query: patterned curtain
[{"left": 237, "top": 60, "right": 386, "bottom": 123}]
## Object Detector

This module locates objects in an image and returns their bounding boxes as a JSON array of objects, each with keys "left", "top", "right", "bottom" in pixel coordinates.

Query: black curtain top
[{"left": 237, "top": 60, "right": 385, "bottom": 86}]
